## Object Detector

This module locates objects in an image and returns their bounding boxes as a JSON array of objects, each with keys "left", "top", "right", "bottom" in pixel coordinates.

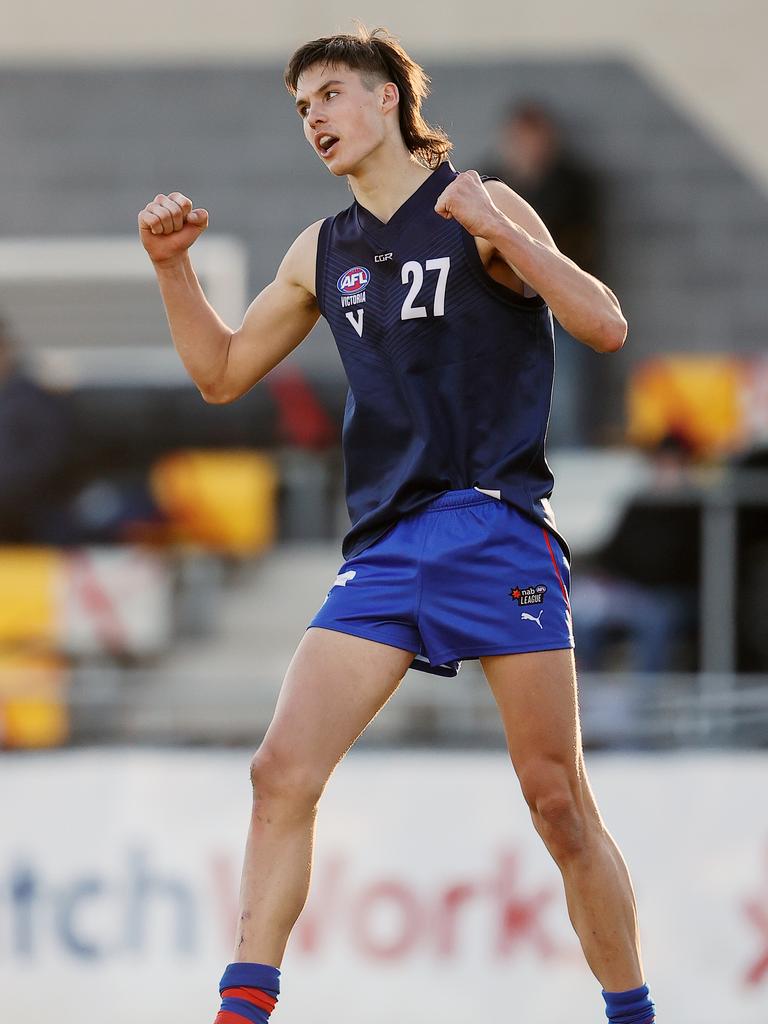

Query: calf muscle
[{"left": 234, "top": 628, "right": 414, "bottom": 964}]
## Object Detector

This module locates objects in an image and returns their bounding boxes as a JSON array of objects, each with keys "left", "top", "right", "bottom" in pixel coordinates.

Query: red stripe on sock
[
  {"left": 221, "top": 987, "right": 277, "bottom": 1012},
  {"left": 542, "top": 529, "right": 571, "bottom": 611}
]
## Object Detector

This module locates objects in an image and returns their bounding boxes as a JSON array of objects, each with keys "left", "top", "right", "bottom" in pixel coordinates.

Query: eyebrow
[{"left": 295, "top": 80, "right": 344, "bottom": 109}]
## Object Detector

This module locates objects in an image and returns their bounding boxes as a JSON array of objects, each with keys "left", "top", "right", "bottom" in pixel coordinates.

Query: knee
[
  {"left": 249, "top": 746, "right": 326, "bottom": 813},
  {"left": 518, "top": 760, "right": 594, "bottom": 863}
]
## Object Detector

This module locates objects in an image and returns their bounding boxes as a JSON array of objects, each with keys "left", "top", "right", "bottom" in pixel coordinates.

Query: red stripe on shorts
[{"left": 542, "top": 529, "right": 571, "bottom": 612}]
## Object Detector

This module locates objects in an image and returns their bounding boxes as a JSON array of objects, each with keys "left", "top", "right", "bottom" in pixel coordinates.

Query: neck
[{"left": 347, "top": 141, "right": 436, "bottom": 224}]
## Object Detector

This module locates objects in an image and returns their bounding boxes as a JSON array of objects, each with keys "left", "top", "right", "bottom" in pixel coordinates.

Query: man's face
[{"left": 295, "top": 63, "right": 390, "bottom": 176}]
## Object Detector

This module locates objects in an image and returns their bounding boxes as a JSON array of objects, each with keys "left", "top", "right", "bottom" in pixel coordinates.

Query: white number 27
[{"left": 400, "top": 257, "right": 451, "bottom": 320}]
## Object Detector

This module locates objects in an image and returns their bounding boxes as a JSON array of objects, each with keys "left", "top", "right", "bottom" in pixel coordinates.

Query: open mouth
[{"left": 317, "top": 134, "right": 340, "bottom": 158}]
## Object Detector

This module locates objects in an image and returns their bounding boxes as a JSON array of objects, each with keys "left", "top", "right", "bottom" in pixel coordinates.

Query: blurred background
[{"left": 0, "top": 3, "right": 766, "bottom": 1022}]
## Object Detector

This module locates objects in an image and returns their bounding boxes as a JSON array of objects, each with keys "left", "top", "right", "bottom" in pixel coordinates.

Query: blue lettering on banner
[
  {"left": 124, "top": 849, "right": 196, "bottom": 954},
  {"left": 57, "top": 878, "right": 106, "bottom": 960},
  {"left": 0, "top": 845, "right": 565, "bottom": 966},
  {"left": 9, "top": 865, "right": 37, "bottom": 958},
  {"left": 0, "top": 851, "right": 197, "bottom": 962}
]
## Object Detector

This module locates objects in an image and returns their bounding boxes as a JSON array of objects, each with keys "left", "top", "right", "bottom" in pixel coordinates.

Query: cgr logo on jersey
[
  {"left": 337, "top": 267, "right": 370, "bottom": 294},
  {"left": 509, "top": 584, "right": 547, "bottom": 606}
]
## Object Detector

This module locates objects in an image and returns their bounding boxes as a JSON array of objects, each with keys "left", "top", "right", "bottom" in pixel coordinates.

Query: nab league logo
[
  {"left": 509, "top": 584, "right": 547, "bottom": 606},
  {"left": 337, "top": 266, "right": 370, "bottom": 294}
]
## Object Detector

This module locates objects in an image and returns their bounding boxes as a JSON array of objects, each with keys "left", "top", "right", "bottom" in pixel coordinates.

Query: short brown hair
[{"left": 284, "top": 26, "right": 452, "bottom": 170}]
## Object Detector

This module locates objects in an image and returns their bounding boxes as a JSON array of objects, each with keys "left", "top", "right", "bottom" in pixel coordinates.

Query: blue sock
[
  {"left": 602, "top": 983, "right": 655, "bottom": 1023},
  {"left": 214, "top": 962, "right": 280, "bottom": 1024}
]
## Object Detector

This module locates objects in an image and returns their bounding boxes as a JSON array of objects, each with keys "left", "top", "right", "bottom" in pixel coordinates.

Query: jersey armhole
[
  {"left": 460, "top": 225, "right": 545, "bottom": 311},
  {"left": 475, "top": 174, "right": 544, "bottom": 305},
  {"left": 314, "top": 216, "right": 334, "bottom": 319}
]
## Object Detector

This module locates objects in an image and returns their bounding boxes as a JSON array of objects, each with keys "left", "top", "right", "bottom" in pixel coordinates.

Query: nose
[{"left": 307, "top": 106, "right": 326, "bottom": 131}]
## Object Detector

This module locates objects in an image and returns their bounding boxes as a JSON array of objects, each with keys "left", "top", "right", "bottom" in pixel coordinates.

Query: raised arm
[
  {"left": 434, "top": 172, "right": 627, "bottom": 353},
  {"left": 138, "top": 191, "right": 322, "bottom": 403}
]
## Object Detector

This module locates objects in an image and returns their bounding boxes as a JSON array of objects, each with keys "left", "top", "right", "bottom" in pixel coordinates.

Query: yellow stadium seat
[
  {"left": 627, "top": 356, "right": 745, "bottom": 457},
  {"left": 0, "top": 547, "right": 61, "bottom": 647},
  {"left": 0, "top": 651, "right": 69, "bottom": 748},
  {"left": 150, "top": 450, "right": 278, "bottom": 555}
]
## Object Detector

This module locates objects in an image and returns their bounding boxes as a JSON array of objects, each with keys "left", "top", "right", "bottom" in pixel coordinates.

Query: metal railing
[{"left": 63, "top": 662, "right": 768, "bottom": 750}]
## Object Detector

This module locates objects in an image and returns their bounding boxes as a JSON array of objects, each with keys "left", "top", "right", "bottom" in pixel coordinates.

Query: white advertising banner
[{"left": 1, "top": 750, "right": 766, "bottom": 1024}]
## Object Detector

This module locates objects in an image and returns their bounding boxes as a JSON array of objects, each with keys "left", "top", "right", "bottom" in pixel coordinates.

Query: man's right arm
[{"left": 139, "top": 191, "right": 322, "bottom": 404}]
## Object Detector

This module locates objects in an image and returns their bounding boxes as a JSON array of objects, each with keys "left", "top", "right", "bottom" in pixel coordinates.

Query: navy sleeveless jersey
[{"left": 315, "top": 160, "right": 563, "bottom": 560}]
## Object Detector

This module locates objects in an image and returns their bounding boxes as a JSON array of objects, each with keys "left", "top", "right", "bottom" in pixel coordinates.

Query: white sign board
[{"left": 1, "top": 751, "right": 766, "bottom": 1024}]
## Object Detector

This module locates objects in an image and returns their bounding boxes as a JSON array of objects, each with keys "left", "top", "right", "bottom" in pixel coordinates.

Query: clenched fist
[
  {"left": 434, "top": 170, "right": 504, "bottom": 240},
  {"left": 138, "top": 192, "right": 209, "bottom": 265}
]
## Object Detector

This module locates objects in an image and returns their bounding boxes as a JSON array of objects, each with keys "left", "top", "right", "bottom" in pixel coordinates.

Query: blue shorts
[{"left": 309, "top": 488, "right": 574, "bottom": 677}]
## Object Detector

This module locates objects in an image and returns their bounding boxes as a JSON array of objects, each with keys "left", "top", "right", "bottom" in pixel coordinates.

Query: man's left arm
[{"left": 435, "top": 171, "right": 626, "bottom": 353}]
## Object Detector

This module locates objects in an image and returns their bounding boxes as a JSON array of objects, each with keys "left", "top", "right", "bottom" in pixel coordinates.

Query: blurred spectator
[
  {"left": 0, "top": 316, "right": 165, "bottom": 546},
  {"left": 0, "top": 317, "right": 75, "bottom": 543},
  {"left": 736, "top": 443, "right": 768, "bottom": 672},
  {"left": 481, "top": 100, "right": 602, "bottom": 275},
  {"left": 267, "top": 368, "right": 336, "bottom": 450},
  {"left": 573, "top": 434, "right": 700, "bottom": 673},
  {"left": 479, "top": 100, "right": 605, "bottom": 445}
]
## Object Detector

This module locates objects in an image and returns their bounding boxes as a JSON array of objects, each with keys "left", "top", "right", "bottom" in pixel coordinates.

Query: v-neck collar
[{"left": 354, "top": 161, "right": 456, "bottom": 241}]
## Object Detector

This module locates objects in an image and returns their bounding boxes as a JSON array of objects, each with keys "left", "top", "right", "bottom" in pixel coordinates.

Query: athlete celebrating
[{"left": 138, "top": 28, "right": 655, "bottom": 1024}]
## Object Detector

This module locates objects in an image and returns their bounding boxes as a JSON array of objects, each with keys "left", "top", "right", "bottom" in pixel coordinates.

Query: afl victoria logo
[{"left": 337, "top": 266, "right": 370, "bottom": 294}]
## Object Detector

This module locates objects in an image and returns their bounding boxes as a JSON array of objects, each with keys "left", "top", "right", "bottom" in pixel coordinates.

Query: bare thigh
[
  {"left": 481, "top": 648, "right": 600, "bottom": 817},
  {"left": 257, "top": 626, "right": 416, "bottom": 784}
]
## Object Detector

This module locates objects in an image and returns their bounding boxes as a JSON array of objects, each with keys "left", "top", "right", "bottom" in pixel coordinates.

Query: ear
[{"left": 379, "top": 81, "right": 399, "bottom": 114}]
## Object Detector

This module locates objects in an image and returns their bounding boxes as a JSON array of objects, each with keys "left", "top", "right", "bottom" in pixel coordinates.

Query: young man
[{"left": 138, "top": 29, "right": 655, "bottom": 1024}]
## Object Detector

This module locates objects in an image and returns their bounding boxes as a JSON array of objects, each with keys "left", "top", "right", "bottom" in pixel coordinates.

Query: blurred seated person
[
  {"left": 479, "top": 101, "right": 605, "bottom": 445},
  {"left": 0, "top": 317, "right": 76, "bottom": 543},
  {"left": 735, "top": 442, "right": 768, "bottom": 672},
  {"left": 0, "top": 317, "right": 163, "bottom": 546},
  {"left": 572, "top": 435, "right": 700, "bottom": 673}
]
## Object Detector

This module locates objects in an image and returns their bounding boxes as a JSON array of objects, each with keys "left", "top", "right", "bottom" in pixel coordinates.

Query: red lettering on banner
[
  {"left": 435, "top": 882, "right": 478, "bottom": 956},
  {"left": 743, "top": 847, "right": 768, "bottom": 987},
  {"left": 211, "top": 848, "right": 572, "bottom": 963},
  {"left": 351, "top": 880, "right": 423, "bottom": 959},
  {"left": 491, "top": 851, "right": 560, "bottom": 959}
]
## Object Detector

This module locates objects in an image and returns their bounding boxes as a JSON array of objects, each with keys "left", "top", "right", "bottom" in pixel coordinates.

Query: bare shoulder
[{"left": 277, "top": 218, "right": 325, "bottom": 300}]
